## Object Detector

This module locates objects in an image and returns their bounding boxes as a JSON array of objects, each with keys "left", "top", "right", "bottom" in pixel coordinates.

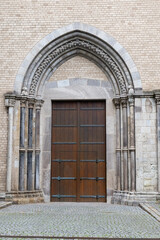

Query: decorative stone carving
[
  {"left": 156, "top": 98, "right": 160, "bottom": 105},
  {"left": 5, "top": 94, "right": 16, "bottom": 107},
  {"left": 5, "top": 98, "right": 16, "bottom": 107},
  {"left": 121, "top": 97, "right": 127, "bottom": 108},
  {"left": 154, "top": 90, "right": 160, "bottom": 105},
  {"left": 21, "top": 87, "right": 28, "bottom": 96},
  {"left": 29, "top": 39, "right": 127, "bottom": 95},
  {"left": 35, "top": 100, "right": 44, "bottom": 110},
  {"left": 155, "top": 96, "right": 160, "bottom": 105},
  {"left": 128, "top": 96, "right": 134, "bottom": 107},
  {"left": 128, "top": 85, "right": 134, "bottom": 96},
  {"left": 28, "top": 99, "right": 35, "bottom": 108},
  {"left": 113, "top": 98, "right": 120, "bottom": 109},
  {"left": 20, "top": 97, "right": 27, "bottom": 107}
]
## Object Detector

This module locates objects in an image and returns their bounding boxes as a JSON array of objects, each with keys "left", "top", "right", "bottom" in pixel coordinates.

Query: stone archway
[{"left": 5, "top": 23, "right": 143, "bottom": 204}]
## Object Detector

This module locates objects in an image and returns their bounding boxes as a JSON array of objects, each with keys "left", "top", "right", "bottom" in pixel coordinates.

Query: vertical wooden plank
[
  {"left": 51, "top": 101, "right": 78, "bottom": 202},
  {"left": 78, "top": 100, "right": 106, "bottom": 202}
]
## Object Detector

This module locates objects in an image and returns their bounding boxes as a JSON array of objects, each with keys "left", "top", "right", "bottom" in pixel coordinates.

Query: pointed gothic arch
[
  {"left": 5, "top": 23, "right": 143, "bottom": 204},
  {"left": 15, "top": 22, "right": 142, "bottom": 97}
]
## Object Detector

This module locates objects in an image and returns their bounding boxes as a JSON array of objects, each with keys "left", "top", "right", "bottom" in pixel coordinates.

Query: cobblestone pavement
[{"left": 0, "top": 203, "right": 160, "bottom": 239}]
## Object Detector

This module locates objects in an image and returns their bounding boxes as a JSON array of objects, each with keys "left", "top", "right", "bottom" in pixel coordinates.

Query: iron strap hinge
[
  {"left": 52, "top": 195, "right": 76, "bottom": 199},
  {"left": 52, "top": 176, "right": 76, "bottom": 181},
  {"left": 80, "top": 177, "right": 105, "bottom": 181},
  {"left": 80, "top": 159, "right": 105, "bottom": 163},
  {"left": 80, "top": 195, "right": 105, "bottom": 199},
  {"left": 52, "top": 159, "right": 76, "bottom": 163}
]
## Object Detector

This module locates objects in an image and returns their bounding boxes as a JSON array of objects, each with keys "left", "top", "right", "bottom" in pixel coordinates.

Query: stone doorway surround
[{"left": 4, "top": 22, "right": 160, "bottom": 204}]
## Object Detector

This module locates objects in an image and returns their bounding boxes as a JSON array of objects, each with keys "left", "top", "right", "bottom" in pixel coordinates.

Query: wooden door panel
[
  {"left": 80, "top": 180, "right": 96, "bottom": 194},
  {"left": 79, "top": 127, "right": 105, "bottom": 143},
  {"left": 97, "top": 181, "right": 106, "bottom": 194},
  {"left": 79, "top": 162, "right": 96, "bottom": 177},
  {"left": 59, "top": 180, "right": 77, "bottom": 195},
  {"left": 79, "top": 114, "right": 105, "bottom": 125},
  {"left": 52, "top": 127, "right": 77, "bottom": 143},
  {"left": 51, "top": 162, "right": 76, "bottom": 177},
  {"left": 52, "top": 112, "right": 77, "bottom": 125}
]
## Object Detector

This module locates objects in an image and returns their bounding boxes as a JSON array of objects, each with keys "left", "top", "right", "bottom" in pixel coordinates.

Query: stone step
[
  {"left": 0, "top": 202, "right": 12, "bottom": 210},
  {"left": 139, "top": 203, "right": 160, "bottom": 222},
  {"left": 0, "top": 193, "right": 5, "bottom": 201}
]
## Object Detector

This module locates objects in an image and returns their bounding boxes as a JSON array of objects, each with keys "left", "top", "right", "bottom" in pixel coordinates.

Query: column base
[
  {"left": 111, "top": 190, "right": 160, "bottom": 206},
  {"left": 5, "top": 190, "right": 44, "bottom": 204}
]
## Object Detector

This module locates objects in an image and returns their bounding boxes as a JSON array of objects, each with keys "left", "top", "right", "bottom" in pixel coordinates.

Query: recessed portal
[{"left": 51, "top": 100, "right": 106, "bottom": 202}]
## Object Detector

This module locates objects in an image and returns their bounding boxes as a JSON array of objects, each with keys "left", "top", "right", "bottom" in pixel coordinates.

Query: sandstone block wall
[{"left": 135, "top": 98, "right": 157, "bottom": 192}]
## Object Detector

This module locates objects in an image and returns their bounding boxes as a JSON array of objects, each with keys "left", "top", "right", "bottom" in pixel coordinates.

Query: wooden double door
[{"left": 51, "top": 100, "right": 106, "bottom": 202}]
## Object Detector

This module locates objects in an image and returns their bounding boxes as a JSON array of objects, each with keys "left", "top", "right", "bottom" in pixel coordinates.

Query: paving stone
[{"left": 0, "top": 203, "right": 160, "bottom": 239}]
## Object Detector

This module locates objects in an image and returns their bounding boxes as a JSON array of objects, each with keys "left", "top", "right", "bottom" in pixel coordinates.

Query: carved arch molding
[
  {"left": 5, "top": 23, "right": 142, "bottom": 200},
  {"left": 27, "top": 38, "right": 129, "bottom": 96}
]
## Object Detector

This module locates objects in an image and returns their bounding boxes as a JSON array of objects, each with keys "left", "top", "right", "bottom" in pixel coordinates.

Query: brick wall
[{"left": 0, "top": 0, "right": 160, "bottom": 191}]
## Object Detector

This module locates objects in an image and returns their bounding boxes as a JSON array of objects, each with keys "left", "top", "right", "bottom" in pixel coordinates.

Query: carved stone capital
[
  {"left": 5, "top": 94, "right": 16, "bottom": 108},
  {"left": 121, "top": 96, "right": 128, "bottom": 108},
  {"left": 154, "top": 90, "right": 160, "bottom": 105},
  {"left": 155, "top": 96, "right": 160, "bottom": 105},
  {"left": 35, "top": 99, "right": 44, "bottom": 110},
  {"left": 113, "top": 98, "right": 120, "bottom": 109},
  {"left": 28, "top": 98, "right": 35, "bottom": 108},
  {"left": 156, "top": 98, "right": 160, "bottom": 105},
  {"left": 128, "top": 96, "right": 135, "bottom": 107},
  {"left": 20, "top": 97, "right": 27, "bottom": 107}
]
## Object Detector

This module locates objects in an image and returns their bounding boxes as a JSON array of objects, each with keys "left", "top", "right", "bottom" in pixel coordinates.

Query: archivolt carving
[{"left": 29, "top": 39, "right": 127, "bottom": 95}]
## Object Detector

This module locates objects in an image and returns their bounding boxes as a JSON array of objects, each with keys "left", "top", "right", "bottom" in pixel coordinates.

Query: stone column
[
  {"left": 129, "top": 96, "right": 136, "bottom": 191},
  {"left": 5, "top": 95, "right": 16, "bottom": 192},
  {"left": 155, "top": 92, "right": 160, "bottom": 192},
  {"left": 27, "top": 100, "right": 34, "bottom": 191},
  {"left": 19, "top": 99, "right": 27, "bottom": 191},
  {"left": 113, "top": 98, "right": 121, "bottom": 190},
  {"left": 121, "top": 97, "right": 128, "bottom": 191},
  {"left": 35, "top": 100, "right": 43, "bottom": 190}
]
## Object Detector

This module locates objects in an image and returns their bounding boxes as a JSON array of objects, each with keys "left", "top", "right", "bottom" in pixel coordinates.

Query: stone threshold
[{"left": 140, "top": 203, "right": 160, "bottom": 222}]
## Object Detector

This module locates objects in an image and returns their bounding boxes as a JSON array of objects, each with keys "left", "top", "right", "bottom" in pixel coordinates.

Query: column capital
[
  {"left": 128, "top": 96, "right": 135, "bottom": 107},
  {"left": 5, "top": 94, "right": 16, "bottom": 108},
  {"left": 154, "top": 90, "right": 160, "bottom": 105},
  {"left": 121, "top": 96, "right": 128, "bottom": 108},
  {"left": 35, "top": 99, "right": 44, "bottom": 110},
  {"left": 20, "top": 97, "right": 27, "bottom": 107},
  {"left": 28, "top": 98, "right": 35, "bottom": 108},
  {"left": 155, "top": 96, "right": 160, "bottom": 105},
  {"left": 113, "top": 97, "right": 120, "bottom": 109}
]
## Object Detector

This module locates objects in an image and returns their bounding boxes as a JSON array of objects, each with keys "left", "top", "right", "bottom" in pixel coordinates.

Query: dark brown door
[{"left": 51, "top": 100, "right": 106, "bottom": 202}]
